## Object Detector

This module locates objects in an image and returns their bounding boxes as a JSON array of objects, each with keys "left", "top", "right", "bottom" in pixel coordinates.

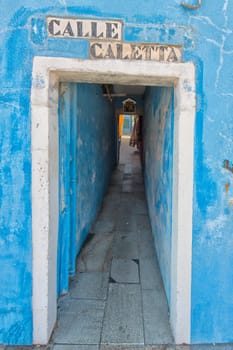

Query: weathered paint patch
[
  {"left": 75, "top": 83, "right": 116, "bottom": 256},
  {"left": 58, "top": 82, "right": 116, "bottom": 295},
  {"left": 143, "top": 87, "right": 174, "bottom": 306},
  {"left": 0, "top": 90, "right": 32, "bottom": 344},
  {"left": 57, "top": 82, "right": 72, "bottom": 295}
]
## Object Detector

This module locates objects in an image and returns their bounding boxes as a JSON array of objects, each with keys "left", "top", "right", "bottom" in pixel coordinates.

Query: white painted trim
[
  {"left": 31, "top": 57, "right": 195, "bottom": 344},
  {"left": 171, "top": 71, "right": 195, "bottom": 344}
]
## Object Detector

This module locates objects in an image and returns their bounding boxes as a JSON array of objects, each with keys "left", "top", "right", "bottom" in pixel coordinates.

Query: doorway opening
[
  {"left": 53, "top": 124, "right": 174, "bottom": 345},
  {"left": 119, "top": 114, "right": 142, "bottom": 156},
  {"left": 31, "top": 57, "right": 195, "bottom": 345}
]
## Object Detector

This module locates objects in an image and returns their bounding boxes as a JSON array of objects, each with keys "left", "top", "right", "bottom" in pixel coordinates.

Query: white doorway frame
[{"left": 31, "top": 57, "right": 195, "bottom": 345}]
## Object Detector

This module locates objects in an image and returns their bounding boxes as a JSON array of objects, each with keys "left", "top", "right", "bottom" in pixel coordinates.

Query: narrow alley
[{"left": 52, "top": 136, "right": 173, "bottom": 348}]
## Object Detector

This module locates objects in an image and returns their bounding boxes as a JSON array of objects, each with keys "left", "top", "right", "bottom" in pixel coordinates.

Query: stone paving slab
[
  {"left": 120, "top": 192, "right": 141, "bottom": 202},
  {"left": 110, "top": 176, "right": 123, "bottom": 185},
  {"left": 138, "top": 235, "right": 156, "bottom": 259},
  {"left": 94, "top": 209, "right": 118, "bottom": 224},
  {"left": 103, "top": 194, "right": 121, "bottom": 208},
  {"left": 77, "top": 233, "right": 114, "bottom": 272},
  {"left": 117, "top": 205, "right": 136, "bottom": 218},
  {"left": 138, "top": 229, "right": 153, "bottom": 242},
  {"left": 190, "top": 346, "right": 233, "bottom": 349},
  {"left": 53, "top": 345, "right": 98, "bottom": 350},
  {"left": 4, "top": 347, "right": 51, "bottom": 350},
  {"left": 100, "top": 347, "right": 176, "bottom": 350},
  {"left": 115, "top": 215, "right": 137, "bottom": 232},
  {"left": 136, "top": 215, "right": 151, "bottom": 232},
  {"left": 124, "top": 163, "right": 133, "bottom": 174},
  {"left": 140, "top": 257, "right": 162, "bottom": 290},
  {"left": 122, "top": 184, "right": 134, "bottom": 192},
  {"left": 102, "top": 284, "right": 144, "bottom": 344},
  {"left": 112, "top": 232, "right": 139, "bottom": 259},
  {"left": 111, "top": 258, "right": 139, "bottom": 284},
  {"left": 4, "top": 345, "right": 233, "bottom": 350},
  {"left": 108, "top": 186, "right": 123, "bottom": 194},
  {"left": 117, "top": 196, "right": 147, "bottom": 217},
  {"left": 134, "top": 201, "right": 148, "bottom": 215},
  {"left": 53, "top": 299, "right": 105, "bottom": 344},
  {"left": 132, "top": 185, "right": 145, "bottom": 193},
  {"left": 91, "top": 219, "right": 115, "bottom": 234},
  {"left": 122, "top": 178, "right": 133, "bottom": 184},
  {"left": 70, "top": 272, "right": 109, "bottom": 300},
  {"left": 142, "top": 290, "right": 173, "bottom": 345},
  {"left": 100, "top": 347, "right": 233, "bottom": 350}
]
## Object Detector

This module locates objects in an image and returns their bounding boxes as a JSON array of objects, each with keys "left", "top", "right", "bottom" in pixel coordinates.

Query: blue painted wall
[
  {"left": 58, "top": 82, "right": 116, "bottom": 295},
  {"left": 143, "top": 87, "right": 174, "bottom": 306},
  {"left": 1, "top": 0, "right": 233, "bottom": 345},
  {"left": 58, "top": 83, "right": 78, "bottom": 295},
  {"left": 75, "top": 83, "right": 116, "bottom": 254}
]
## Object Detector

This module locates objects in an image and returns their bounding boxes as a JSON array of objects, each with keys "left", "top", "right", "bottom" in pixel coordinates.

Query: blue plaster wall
[
  {"left": 58, "top": 82, "right": 116, "bottom": 294},
  {"left": 58, "top": 82, "right": 78, "bottom": 295},
  {"left": 1, "top": 0, "right": 233, "bottom": 345},
  {"left": 143, "top": 87, "right": 174, "bottom": 306},
  {"left": 75, "top": 83, "right": 116, "bottom": 254}
]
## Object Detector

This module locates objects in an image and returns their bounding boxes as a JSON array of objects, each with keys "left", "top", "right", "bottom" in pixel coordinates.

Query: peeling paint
[
  {"left": 32, "top": 75, "right": 46, "bottom": 89},
  {"left": 143, "top": 87, "right": 174, "bottom": 306},
  {"left": 58, "top": 82, "right": 116, "bottom": 294}
]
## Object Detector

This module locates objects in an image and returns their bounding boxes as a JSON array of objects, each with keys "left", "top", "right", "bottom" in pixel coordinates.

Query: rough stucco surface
[
  {"left": 1, "top": 0, "right": 233, "bottom": 345},
  {"left": 143, "top": 87, "right": 173, "bottom": 307},
  {"left": 75, "top": 83, "right": 116, "bottom": 256},
  {"left": 58, "top": 82, "right": 115, "bottom": 295}
]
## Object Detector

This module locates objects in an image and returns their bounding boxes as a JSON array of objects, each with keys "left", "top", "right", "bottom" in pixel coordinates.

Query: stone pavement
[
  {"left": 2, "top": 345, "right": 233, "bottom": 350},
  {"left": 3, "top": 346, "right": 233, "bottom": 350},
  {"left": 51, "top": 137, "right": 172, "bottom": 348},
  {"left": 3, "top": 138, "right": 233, "bottom": 350}
]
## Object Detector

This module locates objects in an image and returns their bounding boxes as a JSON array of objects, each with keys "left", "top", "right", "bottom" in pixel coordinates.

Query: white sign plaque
[
  {"left": 46, "top": 16, "right": 182, "bottom": 62},
  {"left": 47, "top": 16, "right": 123, "bottom": 40},
  {"left": 90, "top": 41, "right": 182, "bottom": 62}
]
